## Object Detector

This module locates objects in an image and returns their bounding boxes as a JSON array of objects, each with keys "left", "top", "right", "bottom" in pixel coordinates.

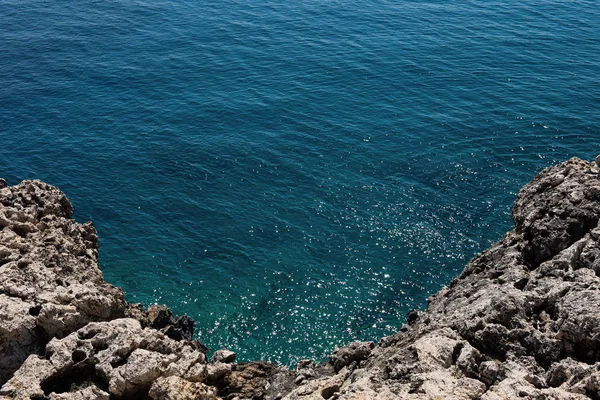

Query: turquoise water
[{"left": 1, "top": 0, "right": 598, "bottom": 364}]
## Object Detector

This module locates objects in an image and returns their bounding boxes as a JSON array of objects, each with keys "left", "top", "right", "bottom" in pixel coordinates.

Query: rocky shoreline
[{"left": 2, "top": 157, "right": 600, "bottom": 399}]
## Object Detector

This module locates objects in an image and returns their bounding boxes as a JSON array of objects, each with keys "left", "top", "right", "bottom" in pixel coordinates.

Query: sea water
[{"left": 1, "top": 0, "right": 599, "bottom": 364}]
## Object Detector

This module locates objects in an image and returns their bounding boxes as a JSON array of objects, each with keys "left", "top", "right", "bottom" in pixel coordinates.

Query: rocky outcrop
[
  {"left": 0, "top": 180, "right": 294, "bottom": 399},
  {"left": 3, "top": 318, "right": 210, "bottom": 399},
  {"left": 283, "top": 157, "right": 600, "bottom": 400},
  {"left": 0, "top": 180, "right": 131, "bottom": 384},
  {"left": 2, "top": 157, "right": 600, "bottom": 399}
]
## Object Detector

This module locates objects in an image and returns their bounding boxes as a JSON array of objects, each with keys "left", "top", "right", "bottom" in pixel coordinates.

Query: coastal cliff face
[{"left": 1, "top": 157, "right": 600, "bottom": 399}]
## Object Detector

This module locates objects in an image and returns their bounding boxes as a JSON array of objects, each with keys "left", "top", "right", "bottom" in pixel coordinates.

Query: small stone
[
  {"left": 457, "top": 377, "right": 486, "bottom": 398},
  {"left": 206, "top": 362, "right": 232, "bottom": 381},
  {"left": 212, "top": 349, "right": 237, "bottom": 363},
  {"left": 0, "top": 178, "right": 7, "bottom": 189},
  {"left": 406, "top": 310, "right": 421, "bottom": 325},
  {"left": 147, "top": 305, "right": 173, "bottom": 328},
  {"left": 596, "top": 154, "right": 600, "bottom": 167},
  {"left": 479, "top": 361, "right": 500, "bottom": 385},
  {"left": 146, "top": 305, "right": 195, "bottom": 341},
  {"left": 568, "top": 190, "right": 584, "bottom": 203}
]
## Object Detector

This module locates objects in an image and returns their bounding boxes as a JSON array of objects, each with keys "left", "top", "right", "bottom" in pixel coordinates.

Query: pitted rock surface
[
  {"left": 0, "top": 180, "right": 130, "bottom": 384},
  {"left": 0, "top": 180, "right": 292, "bottom": 399}
]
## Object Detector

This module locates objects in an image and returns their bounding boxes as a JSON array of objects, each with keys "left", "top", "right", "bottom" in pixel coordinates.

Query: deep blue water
[{"left": 1, "top": 0, "right": 599, "bottom": 364}]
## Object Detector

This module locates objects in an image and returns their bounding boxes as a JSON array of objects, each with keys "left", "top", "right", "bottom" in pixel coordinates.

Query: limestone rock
[
  {"left": 1, "top": 318, "right": 208, "bottom": 399},
  {"left": 0, "top": 180, "right": 132, "bottom": 384},
  {"left": 149, "top": 376, "right": 217, "bottom": 400},
  {"left": 212, "top": 348, "right": 237, "bottom": 363},
  {"left": 48, "top": 386, "right": 110, "bottom": 400},
  {"left": 146, "top": 304, "right": 195, "bottom": 341},
  {"left": 330, "top": 341, "right": 374, "bottom": 371},
  {"left": 219, "top": 361, "right": 294, "bottom": 400}
]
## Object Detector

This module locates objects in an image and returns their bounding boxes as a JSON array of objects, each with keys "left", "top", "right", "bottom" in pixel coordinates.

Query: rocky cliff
[{"left": 1, "top": 157, "right": 600, "bottom": 399}]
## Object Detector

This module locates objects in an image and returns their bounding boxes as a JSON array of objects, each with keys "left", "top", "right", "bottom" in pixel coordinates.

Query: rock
[
  {"left": 512, "top": 157, "right": 600, "bottom": 266},
  {"left": 0, "top": 178, "right": 7, "bottom": 189},
  {"left": 146, "top": 304, "right": 195, "bottom": 341},
  {"left": 296, "top": 360, "right": 315, "bottom": 370},
  {"left": 283, "top": 368, "right": 349, "bottom": 400},
  {"left": 478, "top": 360, "right": 500, "bottom": 386},
  {"left": 283, "top": 157, "right": 600, "bottom": 399},
  {"left": 149, "top": 376, "right": 217, "bottom": 400},
  {"left": 108, "top": 348, "right": 172, "bottom": 397},
  {"left": 330, "top": 341, "right": 374, "bottom": 371},
  {"left": 294, "top": 359, "right": 316, "bottom": 384},
  {"left": 212, "top": 348, "right": 237, "bottom": 363},
  {"left": 147, "top": 304, "right": 173, "bottom": 328},
  {"left": 48, "top": 386, "right": 110, "bottom": 400},
  {"left": 219, "top": 361, "right": 293, "bottom": 400},
  {"left": 4, "top": 157, "right": 600, "bottom": 399},
  {"left": 0, "top": 294, "right": 39, "bottom": 385},
  {"left": 1, "top": 318, "right": 209, "bottom": 399},
  {"left": 0, "top": 180, "right": 132, "bottom": 384},
  {"left": 546, "top": 357, "right": 587, "bottom": 388},
  {"left": 206, "top": 361, "right": 232, "bottom": 383},
  {"left": 406, "top": 309, "right": 421, "bottom": 325},
  {"left": 0, "top": 355, "right": 55, "bottom": 399}
]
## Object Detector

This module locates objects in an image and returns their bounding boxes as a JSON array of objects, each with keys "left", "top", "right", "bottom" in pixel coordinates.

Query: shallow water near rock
[{"left": 1, "top": 0, "right": 599, "bottom": 364}]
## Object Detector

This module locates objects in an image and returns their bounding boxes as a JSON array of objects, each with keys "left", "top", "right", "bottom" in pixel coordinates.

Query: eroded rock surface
[
  {"left": 2, "top": 318, "right": 209, "bottom": 399},
  {"left": 0, "top": 180, "right": 130, "bottom": 384},
  {"left": 0, "top": 180, "right": 294, "bottom": 399},
  {"left": 3, "top": 157, "right": 600, "bottom": 399}
]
